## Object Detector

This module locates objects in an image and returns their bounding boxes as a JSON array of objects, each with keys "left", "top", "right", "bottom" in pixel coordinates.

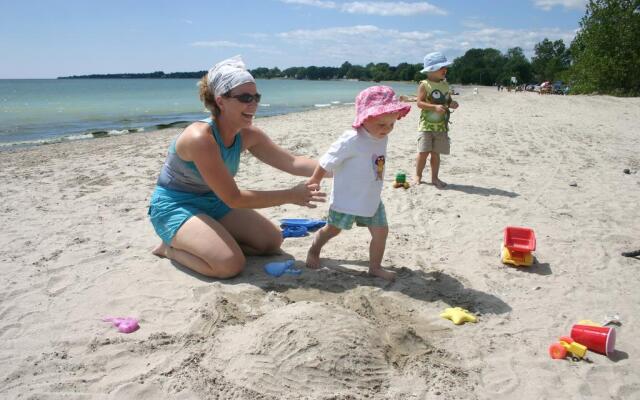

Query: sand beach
[{"left": 1, "top": 87, "right": 639, "bottom": 399}]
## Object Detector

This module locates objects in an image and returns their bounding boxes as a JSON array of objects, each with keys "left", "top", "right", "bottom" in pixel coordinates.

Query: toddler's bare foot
[
  {"left": 306, "top": 247, "right": 322, "bottom": 269},
  {"left": 432, "top": 179, "right": 447, "bottom": 189},
  {"left": 412, "top": 176, "right": 423, "bottom": 185},
  {"left": 368, "top": 266, "right": 396, "bottom": 281},
  {"left": 152, "top": 242, "right": 170, "bottom": 258}
]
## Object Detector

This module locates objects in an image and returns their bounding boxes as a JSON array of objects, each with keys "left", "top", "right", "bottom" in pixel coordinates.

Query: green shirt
[{"left": 418, "top": 79, "right": 452, "bottom": 132}]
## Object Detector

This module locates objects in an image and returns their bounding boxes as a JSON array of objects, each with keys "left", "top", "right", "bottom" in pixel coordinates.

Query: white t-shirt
[{"left": 319, "top": 127, "right": 387, "bottom": 217}]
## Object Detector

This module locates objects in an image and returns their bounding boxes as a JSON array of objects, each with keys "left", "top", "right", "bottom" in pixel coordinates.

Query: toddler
[
  {"left": 414, "top": 52, "right": 459, "bottom": 188},
  {"left": 305, "top": 86, "right": 411, "bottom": 281}
]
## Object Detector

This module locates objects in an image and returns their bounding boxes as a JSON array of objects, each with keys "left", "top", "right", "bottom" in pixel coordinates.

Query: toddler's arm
[{"left": 307, "top": 165, "right": 327, "bottom": 187}]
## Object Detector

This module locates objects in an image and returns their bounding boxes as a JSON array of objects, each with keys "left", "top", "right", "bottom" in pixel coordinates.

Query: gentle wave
[
  {"left": 0, "top": 79, "right": 419, "bottom": 149},
  {"left": 0, "top": 133, "right": 94, "bottom": 148}
]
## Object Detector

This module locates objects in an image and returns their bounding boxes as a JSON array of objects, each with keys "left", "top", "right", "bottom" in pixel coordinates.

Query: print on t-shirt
[{"left": 372, "top": 154, "right": 385, "bottom": 180}]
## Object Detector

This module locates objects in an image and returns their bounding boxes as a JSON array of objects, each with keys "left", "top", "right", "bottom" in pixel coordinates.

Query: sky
[{"left": 0, "top": 0, "right": 588, "bottom": 79}]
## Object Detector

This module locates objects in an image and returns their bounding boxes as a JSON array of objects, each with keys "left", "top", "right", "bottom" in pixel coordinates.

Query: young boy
[
  {"left": 414, "top": 52, "right": 459, "bottom": 189},
  {"left": 305, "top": 86, "right": 411, "bottom": 281}
]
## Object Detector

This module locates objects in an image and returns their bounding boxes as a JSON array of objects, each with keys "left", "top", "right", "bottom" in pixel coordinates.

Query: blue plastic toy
[
  {"left": 282, "top": 225, "right": 308, "bottom": 238},
  {"left": 264, "top": 260, "right": 302, "bottom": 277},
  {"left": 280, "top": 218, "right": 326, "bottom": 231}
]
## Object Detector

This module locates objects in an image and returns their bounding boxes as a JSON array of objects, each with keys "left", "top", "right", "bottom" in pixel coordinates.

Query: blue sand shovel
[
  {"left": 281, "top": 225, "right": 308, "bottom": 238},
  {"left": 280, "top": 218, "right": 326, "bottom": 231},
  {"left": 264, "top": 260, "right": 302, "bottom": 277}
]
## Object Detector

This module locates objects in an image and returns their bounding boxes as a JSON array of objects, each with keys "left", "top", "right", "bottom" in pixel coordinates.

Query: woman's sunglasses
[{"left": 225, "top": 92, "right": 262, "bottom": 104}]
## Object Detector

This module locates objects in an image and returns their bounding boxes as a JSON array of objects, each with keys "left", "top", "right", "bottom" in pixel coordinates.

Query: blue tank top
[{"left": 156, "top": 118, "right": 242, "bottom": 194}]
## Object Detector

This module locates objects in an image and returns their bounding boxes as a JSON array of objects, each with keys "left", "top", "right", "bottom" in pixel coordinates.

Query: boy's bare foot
[
  {"left": 368, "top": 266, "right": 396, "bottom": 281},
  {"left": 412, "top": 176, "right": 423, "bottom": 185},
  {"left": 432, "top": 179, "right": 447, "bottom": 189},
  {"left": 152, "top": 242, "right": 170, "bottom": 258},
  {"left": 306, "top": 247, "right": 322, "bottom": 269}
]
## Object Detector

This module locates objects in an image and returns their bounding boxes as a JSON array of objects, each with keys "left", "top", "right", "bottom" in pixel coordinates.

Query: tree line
[
  {"left": 447, "top": 0, "right": 639, "bottom": 95},
  {"left": 59, "top": 0, "right": 638, "bottom": 96}
]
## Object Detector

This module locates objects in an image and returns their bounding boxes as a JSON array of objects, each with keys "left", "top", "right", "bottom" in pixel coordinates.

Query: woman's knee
[
  {"left": 251, "top": 227, "right": 283, "bottom": 254},
  {"left": 199, "top": 250, "right": 245, "bottom": 279},
  {"left": 266, "top": 231, "right": 284, "bottom": 252}
]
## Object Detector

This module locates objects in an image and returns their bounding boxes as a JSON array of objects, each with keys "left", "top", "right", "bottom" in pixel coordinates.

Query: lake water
[{"left": 0, "top": 79, "right": 418, "bottom": 148}]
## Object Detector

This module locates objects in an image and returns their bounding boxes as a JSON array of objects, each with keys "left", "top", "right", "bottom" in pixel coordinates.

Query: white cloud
[
  {"left": 279, "top": 0, "right": 446, "bottom": 16},
  {"left": 458, "top": 27, "right": 576, "bottom": 52},
  {"left": 461, "top": 19, "right": 488, "bottom": 30},
  {"left": 280, "top": 0, "right": 336, "bottom": 8},
  {"left": 533, "top": 0, "right": 587, "bottom": 11},
  {"left": 190, "top": 41, "right": 256, "bottom": 48},
  {"left": 341, "top": 2, "right": 446, "bottom": 16},
  {"left": 181, "top": 19, "right": 193, "bottom": 24},
  {"left": 271, "top": 23, "right": 577, "bottom": 65}
]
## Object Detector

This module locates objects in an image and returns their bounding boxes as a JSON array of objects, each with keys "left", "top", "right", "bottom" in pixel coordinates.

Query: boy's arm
[{"left": 448, "top": 87, "right": 459, "bottom": 109}]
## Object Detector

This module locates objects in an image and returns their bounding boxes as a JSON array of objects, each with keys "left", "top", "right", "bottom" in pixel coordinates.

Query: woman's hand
[{"left": 291, "top": 181, "right": 326, "bottom": 208}]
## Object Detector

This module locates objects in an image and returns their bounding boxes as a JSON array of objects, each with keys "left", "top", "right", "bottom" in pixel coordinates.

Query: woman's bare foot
[
  {"left": 306, "top": 247, "right": 322, "bottom": 269},
  {"left": 152, "top": 242, "right": 170, "bottom": 258},
  {"left": 412, "top": 176, "right": 423, "bottom": 185},
  {"left": 432, "top": 178, "right": 447, "bottom": 189},
  {"left": 368, "top": 266, "right": 396, "bottom": 281}
]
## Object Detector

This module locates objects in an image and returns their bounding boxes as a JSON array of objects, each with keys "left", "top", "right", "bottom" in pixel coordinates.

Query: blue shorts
[{"left": 148, "top": 186, "right": 231, "bottom": 244}]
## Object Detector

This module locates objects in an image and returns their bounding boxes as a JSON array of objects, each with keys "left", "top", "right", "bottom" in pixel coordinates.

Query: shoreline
[{"left": 0, "top": 102, "right": 356, "bottom": 152}]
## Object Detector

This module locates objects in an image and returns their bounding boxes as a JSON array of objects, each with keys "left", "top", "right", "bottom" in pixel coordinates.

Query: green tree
[
  {"left": 283, "top": 67, "right": 305, "bottom": 79},
  {"left": 447, "top": 48, "right": 504, "bottom": 85},
  {"left": 569, "top": 0, "right": 640, "bottom": 95},
  {"left": 531, "top": 38, "right": 570, "bottom": 82},
  {"left": 500, "top": 47, "right": 533, "bottom": 85},
  {"left": 250, "top": 67, "right": 271, "bottom": 78},
  {"left": 345, "top": 65, "right": 371, "bottom": 80},
  {"left": 305, "top": 66, "right": 320, "bottom": 80},
  {"left": 393, "top": 62, "right": 415, "bottom": 81},
  {"left": 338, "top": 61, "right": 352, "bottom": 78},
  {"left": 370, "top": 62, "right": 391, "bottom": 82}
]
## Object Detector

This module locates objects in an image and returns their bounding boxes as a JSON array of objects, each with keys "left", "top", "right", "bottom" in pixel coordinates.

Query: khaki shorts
[{"left": 417, "top": 131, "right": 450, "bottom": 154}]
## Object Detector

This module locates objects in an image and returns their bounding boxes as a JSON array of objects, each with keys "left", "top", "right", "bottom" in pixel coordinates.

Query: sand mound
[
  {"left": 195, "top": 299, "right": 472, "bottom": 399},
  {"left": 205, "top": 302, "right": 390, "bottom": 397}
]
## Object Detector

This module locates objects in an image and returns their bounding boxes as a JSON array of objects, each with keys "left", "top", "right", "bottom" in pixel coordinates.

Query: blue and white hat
[{"left": 420, "top": 52, "right": 452, "bottom": 73}]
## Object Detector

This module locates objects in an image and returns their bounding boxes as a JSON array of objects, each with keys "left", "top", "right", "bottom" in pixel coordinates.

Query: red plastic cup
[{"left": 570, "top": 324, "right": 616, "bottom": 356}]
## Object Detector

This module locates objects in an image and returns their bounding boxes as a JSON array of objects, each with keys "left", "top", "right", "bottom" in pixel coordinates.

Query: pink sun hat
[{"left": 352, "top": 85, "right": 411, "bottom": 128}]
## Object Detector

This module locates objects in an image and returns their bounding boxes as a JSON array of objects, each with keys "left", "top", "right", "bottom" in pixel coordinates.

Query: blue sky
[{"left": 0, "top": 0, "right": 587, "bottom": 78}]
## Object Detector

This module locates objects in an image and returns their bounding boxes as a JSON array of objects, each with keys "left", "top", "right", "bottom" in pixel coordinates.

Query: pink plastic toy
[{"left": 102, "top": 317, "right": 139, "bottom": 333}]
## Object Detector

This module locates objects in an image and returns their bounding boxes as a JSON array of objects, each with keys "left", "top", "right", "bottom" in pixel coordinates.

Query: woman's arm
[
  {"left": 244, "top": 126, "right": 318, "bottom": 177},
  {"left": 178, "top": 123, "right": 324, "bottom": 209}
]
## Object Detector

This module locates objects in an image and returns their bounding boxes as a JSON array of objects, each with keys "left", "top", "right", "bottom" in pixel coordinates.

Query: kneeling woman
[{"left": 149, "top": 56, "right": 325, "bottom": 278}]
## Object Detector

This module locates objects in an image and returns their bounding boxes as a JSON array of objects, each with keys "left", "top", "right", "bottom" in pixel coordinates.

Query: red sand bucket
[{"left": 570, "top": 324, "right": 616, "bottom": 356}]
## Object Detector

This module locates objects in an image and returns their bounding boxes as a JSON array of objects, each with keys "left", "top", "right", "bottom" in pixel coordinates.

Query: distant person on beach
[
  {"left": 305, "top": 86, "right": 411, "bottom": 281},
  {"left": 148, "top": 56, "right": 325, "bottom": 278},
  {"left": 413, "top": 52, "right": 459, "bottom": 188}
]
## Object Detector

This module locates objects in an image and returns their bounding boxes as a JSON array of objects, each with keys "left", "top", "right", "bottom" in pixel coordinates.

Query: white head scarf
[{"left": 207, "top": 55, "right": 255, "bottom": 97}]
